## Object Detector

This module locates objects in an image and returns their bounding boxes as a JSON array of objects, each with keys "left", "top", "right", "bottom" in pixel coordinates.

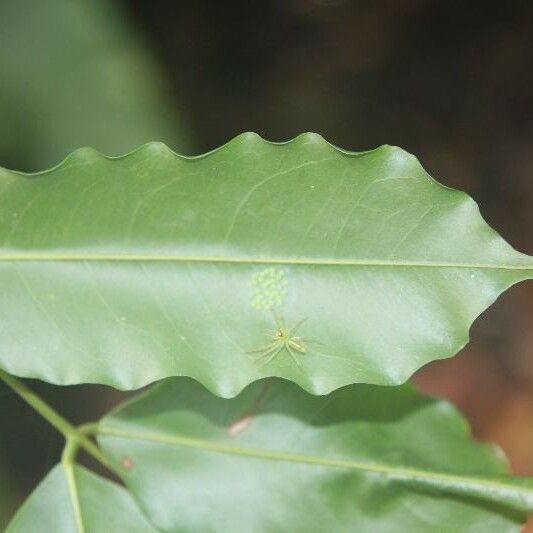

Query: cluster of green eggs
[{"left": 250, "top": 267, "right": 288, "bottom": 310}]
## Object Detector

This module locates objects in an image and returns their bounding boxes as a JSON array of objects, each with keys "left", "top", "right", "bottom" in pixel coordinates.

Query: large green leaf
[
  {"left": 0, "top": 134, "right": 531, "bottom": 395},
  {"left": 6, "top": 464, "right": 157, "bottom": 532},
  {"left": 98, "top": 378, "right": 533, "bottom": 532}
]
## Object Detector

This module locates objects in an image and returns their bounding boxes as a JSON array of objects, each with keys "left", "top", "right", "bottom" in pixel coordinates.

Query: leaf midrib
[
  {"left": 0, "top": 252, "right": 531, "bottom": 271},
  {"left": 99, "top": 425, "right": 533, "bottom": 505}
]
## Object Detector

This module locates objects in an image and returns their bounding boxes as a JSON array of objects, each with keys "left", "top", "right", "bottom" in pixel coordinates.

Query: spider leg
[
  {"left": 288, "top": 339, "right": 306, "bottom": 353},
  {"left": 303, "top": 346, "right": 348, "bottom": 362},
  {"left": 260, "top": 345, "right": 284, "bottom": 367},
  {"left": 289, "top": 317, "right": 308, "bottom": 336},
  {"left": 286, "top": 344, "right": 303, "bottom": 370},
  {"left": 301, "top": 338, "right": 324, "bottom": 346},
  {"left": 247, "top": 343, "right": 277, "bottom": 355}
]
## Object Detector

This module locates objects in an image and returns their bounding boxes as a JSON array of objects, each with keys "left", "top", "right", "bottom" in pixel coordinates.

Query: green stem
[
  {"left": 62, "top": 437, "right": 85, "bottom": 533},
  {"left": 0, "top": 368, "right": 74, "bottom": 436},
  {"left": 0, "top": 368, "right": 118, "bottom": 475}
]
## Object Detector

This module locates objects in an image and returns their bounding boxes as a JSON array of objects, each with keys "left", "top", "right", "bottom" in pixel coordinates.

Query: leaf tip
[
  {"left": 140, "top": 141, "right": 176, "bottom": 158},
  {"left": 293, "top": 132, "right": 326, "bottom": 145},
  {"left": 233, "top": 131, "right": 264, "bottom": 147},
  {"left": 65, "top": 146, "right": 104, "bottom": 165}
]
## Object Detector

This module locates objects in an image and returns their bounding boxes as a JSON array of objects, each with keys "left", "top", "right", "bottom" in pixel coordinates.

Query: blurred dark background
[{"left": 1, "top": 0, "right": 532, "bottom": 527}]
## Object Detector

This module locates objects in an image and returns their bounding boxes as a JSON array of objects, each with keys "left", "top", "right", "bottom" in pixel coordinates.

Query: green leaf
[
  {"left": 98, "top": 378, "right": 533, "bottom": 532},
  {"left": 0, "top": 0, "right": 190, "bottom": 170},
  {"left": 0, "top": 134, "right": 531, "bottom": 395},
  {"left": 6, "top": 464, "right": 157, "bottom": 533}
]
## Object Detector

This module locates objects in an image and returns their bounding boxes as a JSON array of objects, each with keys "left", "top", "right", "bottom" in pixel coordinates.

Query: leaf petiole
[{"left": 0, "top": 368, "right": 118, "bottom": 476}]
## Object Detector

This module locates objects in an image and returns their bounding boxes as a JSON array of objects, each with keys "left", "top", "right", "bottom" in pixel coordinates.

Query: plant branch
[
  {"left": 0, "top": 368, "right": 118, "bottom": 475},
  {"left": 62, "top": 436, "right": 85, "bottom": 533}
]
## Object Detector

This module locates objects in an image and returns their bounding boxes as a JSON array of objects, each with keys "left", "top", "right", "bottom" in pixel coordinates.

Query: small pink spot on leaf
[
  {"left": 228, "top": 415, "right": 254, "bottom": 437},
  {"left": 121, "top": 456, "right": 135, "bottom": 470}
]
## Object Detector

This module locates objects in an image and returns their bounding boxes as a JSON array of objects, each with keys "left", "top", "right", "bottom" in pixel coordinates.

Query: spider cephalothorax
[{"left": 248, "top": 315, "right": 308, "bottom": 368}]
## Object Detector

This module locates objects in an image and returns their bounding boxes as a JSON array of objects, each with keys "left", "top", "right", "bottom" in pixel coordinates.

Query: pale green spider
[{"left": 248, "top": 314, "right": 312, "bottom": 368}]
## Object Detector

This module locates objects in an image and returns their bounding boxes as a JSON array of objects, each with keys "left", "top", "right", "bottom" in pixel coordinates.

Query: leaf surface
[
  {"left": 6, "top": 464, "right": 157, "bottom": 533},
  {"left": 98, "top": 378, "right": 533, "bottom": 532},
  {"left": 0, "top": 134, "right": 531, "bottom": 394}
]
